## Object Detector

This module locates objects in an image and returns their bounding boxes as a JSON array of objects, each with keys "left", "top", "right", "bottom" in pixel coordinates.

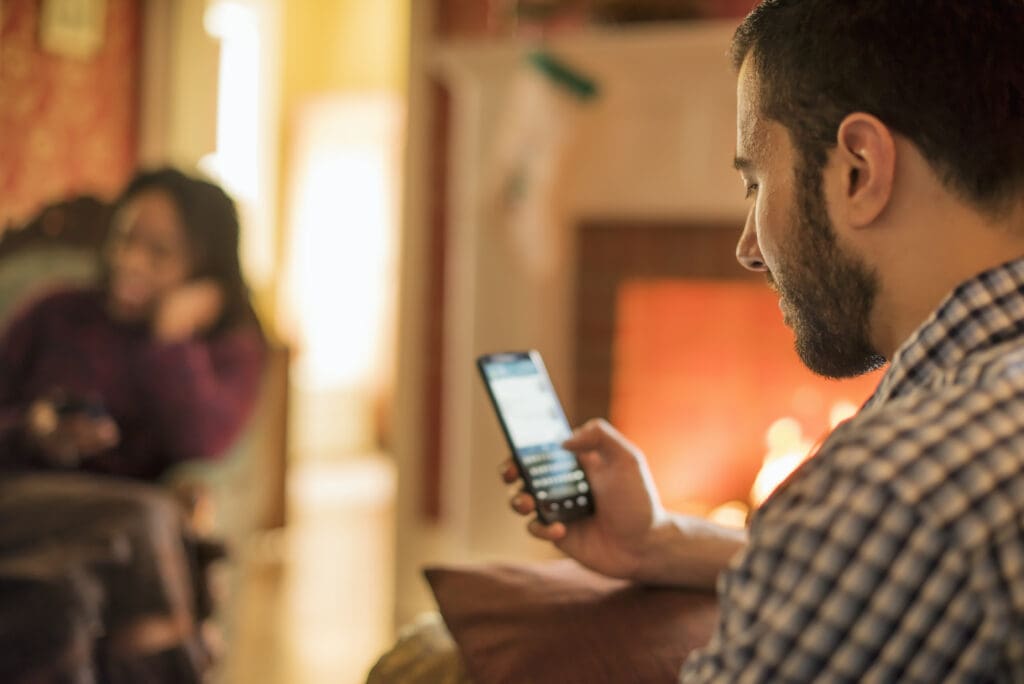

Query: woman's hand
[
  {"left": 153, "top": 280, "right": 225, "bottom": 342},
  {"left": 26, "top": 399, "right": 120, "bottom": 467}
]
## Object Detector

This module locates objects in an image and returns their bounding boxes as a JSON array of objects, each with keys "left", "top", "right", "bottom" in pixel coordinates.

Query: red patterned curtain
[{"left": 0, "top": 0, "right": 141, "bottom": 229}]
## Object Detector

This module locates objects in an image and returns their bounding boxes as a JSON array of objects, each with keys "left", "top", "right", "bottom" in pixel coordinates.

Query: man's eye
[{"left": 744, "top": 184, "right": 759, "bottom": 199}]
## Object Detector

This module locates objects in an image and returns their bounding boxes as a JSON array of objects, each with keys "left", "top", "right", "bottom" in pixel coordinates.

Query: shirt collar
[{"left": 870, "top": 257, "right": 1024, "bottom": 405}]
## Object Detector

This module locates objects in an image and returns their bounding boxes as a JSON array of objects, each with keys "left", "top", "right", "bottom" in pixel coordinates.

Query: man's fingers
[
  {"left": 563, "top": 418, "right": 620, "bottom": 452},
  {"left": 509, "top": 491, "right": 536, "bottom": 516},
  {"left": 527, "top": 518, "right": 566, "bottom": 542},
  {"left": 576, "top": 449, "right": 602, "bottom": 471},
  {"left": 499, "top": 459, "right": 520, "bottom": 485}
]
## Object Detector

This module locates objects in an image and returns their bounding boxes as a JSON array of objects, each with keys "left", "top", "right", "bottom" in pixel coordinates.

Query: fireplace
[{"left": 575, "top": 221, "right": 883, "bottom": 515}]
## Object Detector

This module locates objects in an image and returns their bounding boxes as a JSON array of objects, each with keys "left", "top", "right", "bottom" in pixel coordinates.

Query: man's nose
[{"left": 735, "top": 209, "right": 766, "bottom": 272}]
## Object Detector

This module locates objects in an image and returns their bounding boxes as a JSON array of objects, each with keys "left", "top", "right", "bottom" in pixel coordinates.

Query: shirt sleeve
[
  {"left": 135, "top": 326, "right": 266, "bottom": 464},
  {"left": 680, "top": 476, "right": 987, "bottom": 683}
]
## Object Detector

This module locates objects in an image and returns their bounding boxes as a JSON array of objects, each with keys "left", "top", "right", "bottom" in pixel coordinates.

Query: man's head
[
  {"left": 731, "top": 0, "right": 1024, "bottom": 377},
  {"left": 733, "top": 0, "right": 1024, "bottom": 213}
]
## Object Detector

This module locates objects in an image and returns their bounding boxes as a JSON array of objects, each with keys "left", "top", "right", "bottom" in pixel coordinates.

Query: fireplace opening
[
  {"left": 575, "top": 222, "right": 884, "bottom": 518},
  {"left": 611, "top": 278, "right": 880, "bottom": 514}
]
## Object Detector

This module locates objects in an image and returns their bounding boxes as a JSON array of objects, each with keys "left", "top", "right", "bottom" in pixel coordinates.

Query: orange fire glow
[{"left": 611, "top": 279, "right": 882, "bottom": 515}]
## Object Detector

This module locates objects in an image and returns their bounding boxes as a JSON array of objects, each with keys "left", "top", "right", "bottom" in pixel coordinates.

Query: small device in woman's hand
[
  {"left": 27, "top": 392, "right": 118, "bottom": 465},
  {"left": 477, "top": 350, "right": 595, "bottom": 524},
  {"left": 52, "top": 395, "right": 107, "bottom": 418},
  {"left": 47, "top": 387, "right": 107, "bottom": 419}
]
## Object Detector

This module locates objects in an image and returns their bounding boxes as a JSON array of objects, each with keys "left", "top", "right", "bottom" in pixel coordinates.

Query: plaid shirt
[{"left": 681, "top": 258, "right": 1024, "bottom": 683}]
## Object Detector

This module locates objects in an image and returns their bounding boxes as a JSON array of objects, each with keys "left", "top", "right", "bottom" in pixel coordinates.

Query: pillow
[{"left": 424, "top": 559, "right": 718, "bottom": 683}]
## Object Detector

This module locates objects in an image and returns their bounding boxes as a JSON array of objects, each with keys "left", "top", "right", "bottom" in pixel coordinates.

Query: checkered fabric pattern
[{"left": 680, "top": 259, "right": 1024, "bottom": 683}]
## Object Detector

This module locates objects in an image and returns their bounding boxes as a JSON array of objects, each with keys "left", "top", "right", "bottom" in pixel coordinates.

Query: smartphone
[
  {"left": 477, "top": 350, "right": 595, "bottom": 524},
  {"left": 52, "top": 394, "right": 107, "bottom": 418}
]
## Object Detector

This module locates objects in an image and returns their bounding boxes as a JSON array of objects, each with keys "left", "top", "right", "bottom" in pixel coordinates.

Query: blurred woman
[
  {"left": 0, "top": 167, "right": 266, "bottom": 681},
  {"left": 0, "top": 167, "right": 265, "bottom": 478}
]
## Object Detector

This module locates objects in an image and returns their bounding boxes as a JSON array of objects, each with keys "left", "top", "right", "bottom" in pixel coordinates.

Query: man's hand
[
  {"left": 26, "top": 400, "right": 120, "bottom": 467},
  {"left": 503, "top": 418, "right": 668, "bottom": 580},
  {"left": 153, "top": 280, "right": 225, "bottom": 342}
]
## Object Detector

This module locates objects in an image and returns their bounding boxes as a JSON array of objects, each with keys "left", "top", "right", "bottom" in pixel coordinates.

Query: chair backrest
[{"left": 0, "top": 196, "right": 113, "bottom": 325}]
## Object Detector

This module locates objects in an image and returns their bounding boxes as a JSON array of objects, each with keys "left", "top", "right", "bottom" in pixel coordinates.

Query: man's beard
[{"left": 772, "top": 163, "right": 887, "bottom": 379}]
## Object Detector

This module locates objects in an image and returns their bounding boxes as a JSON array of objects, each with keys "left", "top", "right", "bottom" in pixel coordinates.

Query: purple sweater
[{"left": 0, "top": 289, "right": 266, "bottom": 481}]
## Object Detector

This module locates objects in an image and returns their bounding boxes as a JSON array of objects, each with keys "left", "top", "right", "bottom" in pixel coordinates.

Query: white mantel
[
  {"left": 433, "top": 20, "right": 746, "bottom": 219},
  {"left": 394, "top": 17, "right": 749, "bottom": 624}
]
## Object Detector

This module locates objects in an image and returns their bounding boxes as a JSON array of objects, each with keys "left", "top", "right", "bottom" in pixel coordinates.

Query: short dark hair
[
  {"left": 112, "top": 167, "right": 261, "bottom": 335},
  {"left": 732, "top": 0, "right": 1024, "bottom": 213}
]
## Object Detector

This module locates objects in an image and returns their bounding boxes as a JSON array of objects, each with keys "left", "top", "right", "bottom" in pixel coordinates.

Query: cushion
[
  {"left": 424, "top": 559, "right": 719, "bottom": 683},
  {"left": 0, "top": 247, "right": 98, "bottom": 324},
  {"left": 366, "top": 612, "right": 471, "bottom": 684}
]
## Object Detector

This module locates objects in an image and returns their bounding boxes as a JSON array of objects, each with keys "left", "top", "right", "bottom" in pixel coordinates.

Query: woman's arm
[
  {"left": 136, "top": 327, "right": 266, "bottom": 463},
  {"left": 0, "top": 294, "right": 122, "bottom": 469}
]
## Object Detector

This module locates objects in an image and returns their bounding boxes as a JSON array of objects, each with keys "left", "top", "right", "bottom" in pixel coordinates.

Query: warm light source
[
  {"left": 279, "top": 95, "right": 403, "bottom": 392},
  {"left": 200, "top": 0, "right": 280, "bottom": 291},
  {"left": 202, "top": 2, "right": 259, "bottom": 199},
  {"left": 749, "top": 417, "right": 812, "bottom": 506},
  {"left": 749, "top": 399, "right": 861, "bottom": 506},
  {"left": 710, "top": 398, "right": 860, "bottom": 524}
]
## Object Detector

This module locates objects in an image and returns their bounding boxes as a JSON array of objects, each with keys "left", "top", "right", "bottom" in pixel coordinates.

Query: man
[{"left": 504, "top": 0, "right": 1024, "bottom": 679}]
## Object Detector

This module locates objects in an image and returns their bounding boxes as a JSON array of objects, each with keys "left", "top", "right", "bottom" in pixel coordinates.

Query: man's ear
[{"left": 834, "top": 113, "right": 896, "bottom": 228}]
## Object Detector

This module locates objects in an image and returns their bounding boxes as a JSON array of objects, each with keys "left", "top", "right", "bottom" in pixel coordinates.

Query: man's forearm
[{"left": 633, "top": 513, "right": 747, "bottom": 589}]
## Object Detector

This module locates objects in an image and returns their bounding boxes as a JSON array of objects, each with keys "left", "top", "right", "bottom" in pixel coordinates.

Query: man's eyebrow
[{"left": 733, "top": 156, "right": 753, "bottom": 172}]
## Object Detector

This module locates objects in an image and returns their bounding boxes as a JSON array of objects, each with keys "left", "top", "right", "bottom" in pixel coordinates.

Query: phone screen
[{"left": 478, "top": 351, "right": 594, "bottom": 523}]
